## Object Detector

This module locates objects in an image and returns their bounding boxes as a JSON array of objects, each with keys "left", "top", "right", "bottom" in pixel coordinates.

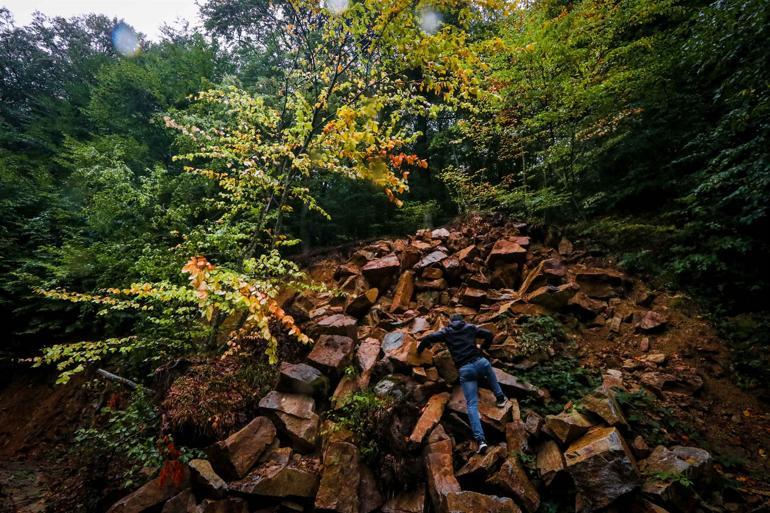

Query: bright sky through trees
[{"left": 3, "top": 0, "right": 201, "bottom": 40}]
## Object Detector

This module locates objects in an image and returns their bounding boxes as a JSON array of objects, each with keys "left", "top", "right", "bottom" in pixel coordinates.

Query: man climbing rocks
[{"left": 417, "top": 313, "right": 508, "bottom": 453}]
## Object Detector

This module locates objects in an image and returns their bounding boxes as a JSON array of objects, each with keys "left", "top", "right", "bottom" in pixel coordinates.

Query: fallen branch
[{"left": 96, "top": 368, "right": 138, "bottom": 390}]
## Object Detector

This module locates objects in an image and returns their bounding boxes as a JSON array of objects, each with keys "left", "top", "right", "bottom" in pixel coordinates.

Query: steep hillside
[{"left": 3, "top": 215, "right": 769, "bottom": 513}]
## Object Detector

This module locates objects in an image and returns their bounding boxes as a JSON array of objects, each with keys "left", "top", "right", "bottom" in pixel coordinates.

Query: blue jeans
[{"left": 459, "top": 357, "right": 505, "bottom": 443}]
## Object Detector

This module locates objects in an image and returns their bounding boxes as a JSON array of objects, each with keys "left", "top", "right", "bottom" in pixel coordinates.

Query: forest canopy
[{"left": 1, "top": 0, "right": 768, "bottom": 381}]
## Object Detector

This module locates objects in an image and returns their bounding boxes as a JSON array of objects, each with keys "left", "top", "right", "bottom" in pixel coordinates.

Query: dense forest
[{"left": 1, "top": 0, "right": 769, "bottom": 511}]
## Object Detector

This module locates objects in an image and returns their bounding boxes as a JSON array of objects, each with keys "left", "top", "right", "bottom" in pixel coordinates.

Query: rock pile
[{"left": 109, "top": 216, "right": 715, "bottom": 513}]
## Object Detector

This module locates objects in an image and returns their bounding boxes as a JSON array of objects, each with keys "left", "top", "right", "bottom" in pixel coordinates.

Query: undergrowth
[
  {"left": 518, "top": 357, "right": 598, "bottom": 414},
  {"left": 325, "top": 390, "right": 393, "bottom": 464},
  {"left": 516, "top": 315, "right": 567, "bottom": 356}
]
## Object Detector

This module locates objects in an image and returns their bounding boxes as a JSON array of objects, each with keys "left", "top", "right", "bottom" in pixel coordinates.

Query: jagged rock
[
  {"left": 574, "top": 268, "right": 628, "bottom": 299},
  {"left": 460, "top": 287, "right": 486, "bottom": 306},
  {"left": 161, "top": 489, "right": 196, "bottom": 513},
  {"left": 400, "top": 246, "right": 422, "bottom": 271},
  {"left": 505, "top": 420, "right": 529, "bottom": 454},
  {"left": 317, "top": 314, "right": 358, "bottom": 339},
  {"left": 640, "top": 352, "right": 666, "bottom": 365},
  {"left": 580, "top": 390, "right": 628, "bottom": 427},
  {"left": 527, "top": 283, "right": 579, "bottom": 311},
  {"left": 433, "top": 349, "right": 459, "bottom": 384},
  {"left": 448, "top": 386, "right": 512, "bottom": 432},
  {"left": 568, "top": 292, "right": 606, "bottom": 318},
  {"left": 230, "top": 447, "right": 320, "bottom": 498},
  {"left": 491, "top": 263, "right": 520, "bottom": 289},
  {"left": 359, "top": 464, "right": 384, "bottom": 513},
  {"left": 636, "top": 311, "right": 668, "bottom": 332},
  {"left": 536, "top": 440, "right": 564, "bottom": 486},
  {"left": 331, "top": 375, "right": 359, "bottom": 409},
  {"left": 456, "top": 444, "right": 506, "bottom": 480},
  {"left": 455, "top": 244, "right": 477, "bottom": 262},
  {"left": 545, "top": 410, "right": 594, "bottom": 445},
  {"left": 335, "top": 263, "right": 361, "bottom": 280},
  {"left": 640, "top": 371, "right": 703, "bottom": 396},
  {"left": 206, "top": 416, "right": 277, "bottom": 480},
  {"left": 258, "top": 391, "right": 319, "bottom": 452},
  {"left": 362, "top": 254, "right": 401, "bottom": 288},
  {"left": 424, "top": 429, "right": 461, "bottom": 513},
  {"left": 558, "top": 238, "right": 574, "bottom": 255},
  {"left": 307, "top": 335, "right": 355, "bottom": 373},
  {"left": 415, "top": 250, "right": 449, "bottom": 270},
  {"left": 410, "top": 392, "right": 451, "bottom": 444},
  {"left": 356, "top": 337, "right": 382, "bottom": 387},
  {"left": 493, "top": 368, "right": 539, "bottom": 399},
  {"left": 107, "top": 467, "right": 189, "bottom": 513},
  {"left": 382, "top": 331, "right": 432, "bottom": 367},
  {"left": 382, "top": 484, "right": 425, "bottom": 513},
  {"left": 432, "top": 228, "right": 451, "bottom": 239},
  {"left": 409, "top": 316, "right": 431, "bottom": 334},
  {"left": 278, "top": 362, "right": 329, "bottom": 398},
  {"left": 441, "top": 256, "right": 462, "bottom": 279},
  {"left": 423, "top": 267, "right": 444, "bottom": 280},
  {"left": 486, "top": 239, "right": 527, "bottom": 266},
  {"left": 194, "top": 498, "right": 248, "bottom": 513},
  {"left": 487, "top": 457, "right": 540, "bottom": 513},
  {"left": 444, "top": 491, "right": 520, "bottom": 513},
  {"left": 373, "top": 375, "right": 408, "bottom": 400},
  {"left": 564, "top": 427, "right": 640, "bottom": 512},
  {"left": 524, "top": 411, "right": 544, "bottom": 435},
  {"left": 639, "top": 445, "right": 712, "bottom": 507},
  {"left": 416, "top": 278, "right": 448, "bottom": 291},
  {"left": 467, "top": 273, "right": 491, "bottom": 289},
  {"left": 346, "top": 288, "right": 379, "bottom": 317},
  {"left": 315, "top": 441, "right": 361, "bottom": 513}
]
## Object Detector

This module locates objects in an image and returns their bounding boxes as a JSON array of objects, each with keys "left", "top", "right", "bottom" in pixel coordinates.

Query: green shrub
[
  {"left": 325, "top": 391, "right": 392, "bottom": 463},
  {"left": 518, "top": 357, "right": 598, "bottom": 414},
  {"left": 517, "top": 316, "right": 567, "bottom": 356}
]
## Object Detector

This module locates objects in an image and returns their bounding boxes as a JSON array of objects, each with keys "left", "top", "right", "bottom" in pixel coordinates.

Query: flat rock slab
[
  {"left": 230, "top": 447, "right": 320, "bottom": 498},
  {"left": 259, "top": 391, "right": 319, "bottom": 452},
  {"left": 410, "top": 392, "right": 451, "bottom": 444},
  {"left": 487, "top": 457, "right": 540, "bottom": 513},
  {"left": 536, "top": 440, "right": 564, "bottom": 486},
  {"left": 390, "top": 271, "right": 415, "bottom": 312},
  {"left": 316, "top": 314, "right": 358, "bottom": 339},
  {"left": 415, "top": 250, "right": 448, "bottom": 270},
  {"left": 278, "top": 362, "right": 329, "bottom": 397},
  {"left": 315, "top": 441, "right": 361, "bottom": 513},
  {"left": 527, "top": 283, "right": 579, "bottom": 311},
  {"left": 444, "top": 491, "right": 521, "bottom": 513},
  {"left": 107, "top": 467, "right": 189, "bottom": 513},
  {"left": 189, "top": 459, "right": 227, "bottom": 497},
  {"left": 493, "top": 368, "right": 539, "bottom": 399},
  {"left": 362, "top": 254, "right": 401, "bottom": 288},
  {"left": 545, "top": 410, "right": 595, "bottom": 445},
  {"left": 307, "top": 335, "right": 355, "bottom": 373},
  {"left": 565, "top": 427, "right": 640, "bottom": 512},
  {"left": 206, "top": 416, "right": 276, "bottom": 480},
  {"left": 486, "top": 239, "right": 527, "bottom": 266}
]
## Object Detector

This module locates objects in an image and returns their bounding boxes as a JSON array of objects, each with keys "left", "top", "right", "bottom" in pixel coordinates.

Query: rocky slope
[{"left": 45, "top": 216, "right": 770, "bottom": 512}]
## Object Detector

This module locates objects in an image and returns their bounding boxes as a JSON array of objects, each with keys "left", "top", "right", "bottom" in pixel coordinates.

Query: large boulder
[
  {"left": 278, "top": 362, "right": 329, "bottom": 398},
  {"left": 505, "top": 420, "right": 529, "bottom": 454},
  {"left": 189, "top": 459, "right": 227, "bottom": 498},
  {"left": 486, "top": 239, "right": 527, "bottom": 266},
  {"left": 259, "top": 391, "right": 319, "bottom": 452},
  {"left": 206, "top": 416, "right": 276, "bottom": 480},
  {"left": 315, "top": 441, "right": 361, "bottom": 513},
  {"left": 492, "top": 368, "right": 540, "bottom": 399},
  {"left": 444, "top": 491, "right": 521, "bottom": 513},
  {"left": 544, "top": 410, "right": 595, "bottom": 445},
  {"left": 579, "top": 390, "right": 628, "bottom": 427},
  {"left": 639, "top": 445, "right": 712, "bottom": 508},
  {"left": 382, "top": 331, "right": 433, "bottom": 367},
  {"left": 316, "top": 314, "right": 358, "bottom": 339},
  {"left": 433, "top": 349, "right": 459, "bottom": 384},
  {"left": 106, "top": 467, "right": 189, "bottom": 513},
  {"left": 390, "top": 271, "right": 415, "bottom": 312},
  {"left": 574, "top": 268, "right": 628, "bottom": 299},
  {"left": 527, "top": 283, "right": 580, "bottom": 311},
  {"left": 487, "top": 456, "right": 540, "bottom": 513},
  {"left": 409, "top": 392, "right": 451, "bottom": 444},
  {"left": 230, "top": 447, "right": 320, "bottom": 498},
  {"left": 536, "top": 440, "right": 564, "bottom": 486},
  {"left": 307, "top": 335, "right": 355, "bottom": 373},
  {"left": 362, "top": 254, "right": 401, "bottom": 288},
  {"left": 564, "top": 427, "right": 640, "bottom": 512},
  {"left": 448, "top": 386, "right": 512, "bottom": 432},
  {"left": 636, "top": 311, "right": 668, "bottom": 332}
]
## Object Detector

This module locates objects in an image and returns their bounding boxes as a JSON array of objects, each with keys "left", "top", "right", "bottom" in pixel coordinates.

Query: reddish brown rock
[
  {"left": 278, "top": 362, "right": 329, "bottom": 398},
  {"left": 536, "top": 440, "right": 565, "bottom": 486},
  {"left": 196, "top": 498, "right": 248, "bottom": 513},
  {"left": 433, "top": 349, "right": 459, "bottom": 384},
  {"left": 189, "top": 459, "right": 227, "bottom": 497},
  {"left": 362, "top": 254, "right": 401, "bottom": 288},
  {"left": 206, "top": 416, "right": 277, "bottom": 479},
  {"left": 527, "top": 283, "right": 579, "bottom": 311},
  {"left": 346, "top": 288, "right": 379, "bottom": 317},
  {"left": 505, "top": 420, "right": 529, "bottom": 454},
  {"left": 456, "top": 444, "right": 506, "bottom": 480},
  {"left": 487, "top": 457, "right": 540, "bottom": 513},
  {"left": 424, "top": 425, "right": 460, "bottom": 513},
  {"left": 636, "top": 311, "right": 668, "bottom": 332},
  {"left": 568, "top": 292, "right": 606, "bottom": 318},
  {"left": 416, "top": 278, "right": 448, "bottom": 291},
  {"left": 106, "top": 467, "right": 189, "bottom": 513},
  {"left": 580, "top": 390, "right": 628, "bottom": 427},
  {"left": 415, "top": 250, "right": 448, "bottom": 270},
  {"left": 307, "top": 335, "right": 355, "bottom": 373},
  {"left": 448, "top": 386, "right": 512, "bottom": 432},
  {"left": 316, "top": 314, "right": 358, "bottom": 339},
  {"left": 455, "top": 244, "right": 477, "bottom": 262},
  {"left": 331, "top": 375, "right": 359, "bottom": 409},
  {"left": 356, "top": 337, "right": 382, "bottom": 387},
  {"left": 359, "top": 464, "right": 384, "bottom": 513},
  {"left": 639, "top": 445, "right": 712, "bottom": 507},
  {"left": 486, "top": 239, "right": 527, "bottom": 266},
  {"left": 161, "top": 489, "right": 196, "bottom": 513},
  {"left": 335, "top": 263, "right": 361, "bottom": 281},
  {"left": 640, "top": 371, "right": 703, "bottom": 395},
  {"left": 390, "top": 271, "right": 415, "bottom": 312},
  {"left": 491, "top": 263, "right": 520, "bottom": 289},
  {"left": 382, "top": 331, "right": 432, "bottom": 367},
  {"left": 432, "top": 228, "right": 451, "bottom": 239},
  {"left": 467, "top": 273, "right": 491, "bottom": 289},
  {"left": 258, "top": 391, "right": 319, "bottom": 452},
  {"left": 382, "top": 485, "right": 425, "bottom": 513},
  {"left": 574, "top": 268, "right": 628, "bottom": 299},
  {"left": 441, "top": 256, "right": 462, "bottom": 279},
  {"left": 565, "top": 427, "right": 640, "bottom": 512},
  {"left": 545, "top": 410, "right": 594, "bottom": 445},
  {"left": 410, "top": 392, "right": 451, "bottom": 444},
  {"left": 460, "top": 287, "right": 486, "bottom": 307},
  {"left": 493, "top": 368, "right": 539, "bottom": 399},
  {"left": 230, "top": 447, "right": 320, "bottom": 498},
  {"left": 315, "top": 441, "right": 361, "bottom": 513},
  {"left": 400, "top": 246, "right": 422, "bottom": 271},
  {"left": 558, "top": 238, "right": 574, "bottom": 255},
  {"left": 444, "top": 491, "right": 520, "bottom": 513},
  {"left": 423, "top": 267, "right": 444, "bottom": 280}
]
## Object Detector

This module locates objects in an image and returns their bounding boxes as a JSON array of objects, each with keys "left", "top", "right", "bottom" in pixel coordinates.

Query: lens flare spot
[
  {"left": 419, "top": 8, "right": 442, "bottom": 35},
  {"left": 112, "top": 22, "right": 140, "bottom": 57},
  {"left": 326, "top": 0, "right": 349, "bottom": 15}
]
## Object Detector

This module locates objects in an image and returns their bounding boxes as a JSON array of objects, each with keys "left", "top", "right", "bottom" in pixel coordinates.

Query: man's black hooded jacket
[{"left": 417, "top": 319, "right": 494, "bottom": 367}]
